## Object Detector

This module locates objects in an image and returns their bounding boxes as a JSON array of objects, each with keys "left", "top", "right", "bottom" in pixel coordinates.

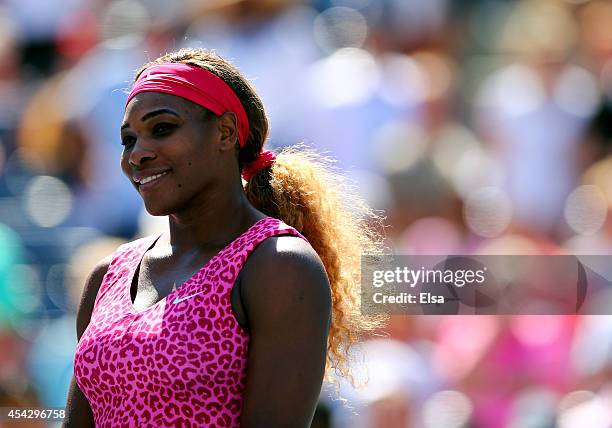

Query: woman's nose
[{"left": 128, "top": 141, "right": 157, "bottom": 166}]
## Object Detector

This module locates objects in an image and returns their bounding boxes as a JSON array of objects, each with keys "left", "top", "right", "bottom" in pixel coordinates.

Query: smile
[
  {"left": 135, "top": 171, "right": 170, "bottom": 192},
  {"left": 138, "top": 171, "right": 169, "bottom": 185}
]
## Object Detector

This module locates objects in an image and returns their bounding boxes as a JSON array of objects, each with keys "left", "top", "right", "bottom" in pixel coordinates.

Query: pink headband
[{"left": 126, "top": 63, "right": 250, "bottom": 147}]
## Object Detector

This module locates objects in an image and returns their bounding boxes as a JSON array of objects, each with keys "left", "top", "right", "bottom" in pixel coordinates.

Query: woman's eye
[
  {"left": 153, "top": 123, "right": 175, "bottom": 135},
  {"left": 121, "top": 135, "right": 136, "bottom": 146}
]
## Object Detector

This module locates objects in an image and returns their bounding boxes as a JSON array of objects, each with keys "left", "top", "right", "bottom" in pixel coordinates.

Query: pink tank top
[{"left": 74, "top": 217, "right": 305, "bottom": 427}]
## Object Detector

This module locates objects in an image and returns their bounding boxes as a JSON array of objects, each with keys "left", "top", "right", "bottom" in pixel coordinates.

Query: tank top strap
[
  {"left": 92, "top": 234, "right": 159, "bottom": 312},
  {"left": 213, "top": 216, "right": 306, "bottom": 270},
  {"left": 171, "top": 217, "right": 307, "bottom": 301}
]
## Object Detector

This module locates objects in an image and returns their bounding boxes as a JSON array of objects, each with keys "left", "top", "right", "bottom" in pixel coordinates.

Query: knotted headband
[{"left": 126, "top": 63, "right": 250, "bottom": 148}]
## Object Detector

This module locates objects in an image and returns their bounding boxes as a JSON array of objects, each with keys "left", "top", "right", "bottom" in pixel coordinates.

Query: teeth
[{"left": 139, "top": 171, "right": 168, "bottom": 185}]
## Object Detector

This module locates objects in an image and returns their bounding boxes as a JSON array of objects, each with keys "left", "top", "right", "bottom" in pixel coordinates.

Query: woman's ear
[{"left": 217, "top": 112, "right": 238, "bottom": 152}]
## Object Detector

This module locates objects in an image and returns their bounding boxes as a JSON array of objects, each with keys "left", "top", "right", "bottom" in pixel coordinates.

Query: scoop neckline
[{"left": 124, "top": 216, "right": 271, "bottom": 315}]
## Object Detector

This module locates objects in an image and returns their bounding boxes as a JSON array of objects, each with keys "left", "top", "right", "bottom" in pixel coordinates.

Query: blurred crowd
[{"left": 1, "top": 0, "right": 612, "bottom": 427}]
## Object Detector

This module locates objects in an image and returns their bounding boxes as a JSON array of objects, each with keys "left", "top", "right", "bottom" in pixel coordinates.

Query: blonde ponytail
[{"left": 245, "top": 145, "right": 387, "bottom": 383}]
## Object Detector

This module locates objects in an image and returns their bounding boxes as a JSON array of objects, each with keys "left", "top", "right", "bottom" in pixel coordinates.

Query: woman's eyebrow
[{"left": 121, "top": 108, "right": 180, "bottom": 130}]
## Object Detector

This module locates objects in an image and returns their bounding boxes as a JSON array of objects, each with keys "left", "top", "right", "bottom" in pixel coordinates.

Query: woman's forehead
[
  {"left": 125, "top": 92, "right": 191, "bottom": 115},
  {"left": 123, "top": 92, "right": 212, "bottom": 124},
  {"left": 122, "top": 93, "right": 189, "bottom": 131}
]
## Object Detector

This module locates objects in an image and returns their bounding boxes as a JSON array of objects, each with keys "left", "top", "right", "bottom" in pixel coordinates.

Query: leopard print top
[{"left": 74, "top": 217, "right": 305, "bottom": 427}]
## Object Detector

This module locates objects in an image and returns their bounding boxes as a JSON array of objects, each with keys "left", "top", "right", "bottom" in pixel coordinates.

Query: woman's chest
[
  {"left": 130, "top": 251, "right": 216, "bottom": 312},
  {"left": 128, "top": 252, "right": 249, "bottom": 328}
]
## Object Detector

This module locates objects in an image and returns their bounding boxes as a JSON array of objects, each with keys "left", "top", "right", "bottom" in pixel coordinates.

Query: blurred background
[{"left": 0, "top": 0, "right": 612, "bottom": 426}]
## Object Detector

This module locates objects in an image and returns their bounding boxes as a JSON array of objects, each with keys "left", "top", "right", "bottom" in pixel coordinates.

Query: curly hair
[{"left": 135, "top": 48, "right": 387, "bottom": 383}]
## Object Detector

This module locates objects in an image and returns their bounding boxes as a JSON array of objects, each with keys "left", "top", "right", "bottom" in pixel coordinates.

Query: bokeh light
[
  {"left": 307, "top": 47, "right": 378, "bottom": 107},
  {"left": 476, "top": 64, "right": 545, "bottom": 117},
  {"left": 24, "top": 175, "right": 73, "bottom": 228},
  {"left": 313, "top": 7, "right": 368, "bottom": 54},
  {"left": 5, "top": 264, "right": 42, "bottom": 315},
  {"left": 422, "top": 390, "right": 473, "bottom": 428},
  {"left": 377, "top": 53, "right": 426, "bottom": 108},
  {"left": 553, "top": 66, "right": 599, "bottom": 117},
  {"left": 373, "top": 121, "right": 427, "bottom": 174},
  {"left": 557, "top": 390, "right": 612, "bottom": 428},
  {"left": 564, "top": 185, "right": 607, "bottom": 236},
  {"left": 510, "top": 316, "right": 565, "bottom": 346},
  {"left": 464, "top": 187, "right": 513, "bottom": 238},
  {"left": 508, "top": 386, "right": 558, "bottom": 428},
  {"left": 101, "top": 0, "right": 149, "bottom": 45}
]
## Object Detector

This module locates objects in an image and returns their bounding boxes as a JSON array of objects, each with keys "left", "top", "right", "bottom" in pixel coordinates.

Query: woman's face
[{"left": 120, "top": 91, "right": 224, "bottom": 216}]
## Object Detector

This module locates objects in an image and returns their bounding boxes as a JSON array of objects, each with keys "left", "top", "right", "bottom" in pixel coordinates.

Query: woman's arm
[
  {"left": 62, "top": 255, "right": 112, "bottom": 428},
  {"left": 239, "top": 236, "right": 332, "bottom": 428}
]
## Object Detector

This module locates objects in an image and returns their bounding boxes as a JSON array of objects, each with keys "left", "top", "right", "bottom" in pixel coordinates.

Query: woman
[{"left": 64, "top": 48, "right": 383, "bottom": 427}]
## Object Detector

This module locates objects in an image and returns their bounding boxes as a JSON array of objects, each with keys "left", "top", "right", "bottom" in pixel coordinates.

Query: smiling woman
[{"left": 62, "top": 48, "right": 385, "bottom": 428}]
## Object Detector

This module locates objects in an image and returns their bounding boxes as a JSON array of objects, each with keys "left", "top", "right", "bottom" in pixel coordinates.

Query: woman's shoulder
[
  {"left": 246, "top": 234, "right": 324, "bottom": 278},
  {"left": 239, "top": 234, "right": 331, "bottom": 317}
]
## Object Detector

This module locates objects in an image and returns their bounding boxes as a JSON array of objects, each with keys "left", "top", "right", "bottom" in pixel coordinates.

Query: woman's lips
[{"left": 138, "top": 171, "right": 170, "bottom": 193}]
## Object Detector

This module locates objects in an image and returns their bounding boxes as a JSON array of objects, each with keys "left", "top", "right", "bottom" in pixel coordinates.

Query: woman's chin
[{"left": 143, "top": 202, "right": 174, "bottom": 217}]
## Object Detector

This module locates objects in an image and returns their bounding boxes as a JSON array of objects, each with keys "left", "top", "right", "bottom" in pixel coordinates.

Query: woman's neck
[{"left": 164, "top": 186, "right": 264, "bottom": 256}]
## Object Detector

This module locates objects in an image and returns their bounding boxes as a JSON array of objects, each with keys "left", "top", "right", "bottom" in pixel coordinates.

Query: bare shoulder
[
  {"left": 240, "top": 235, "right": 331, "bottom": 321},
  {"left": 253, "top": 233, "right": 318, "bottom": 256},
  {"left": 76, "top": 254, "right": 113, "bottom": 339},
  {"left": 242, "top": 235, "right": 329, "bottom": 289}
]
